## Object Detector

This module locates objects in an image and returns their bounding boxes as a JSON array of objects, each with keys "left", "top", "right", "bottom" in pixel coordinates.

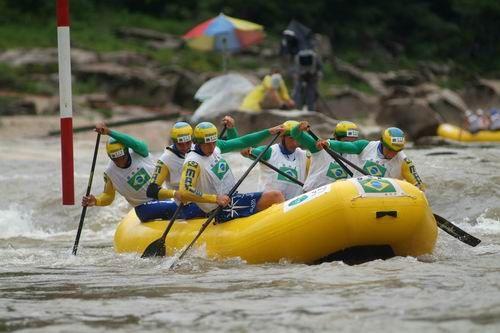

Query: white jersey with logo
[
  {"left": 104, "top": 149, "right": 155, "bottom": 207},
  {"left": 358, "top": 141, "right": 407, "bottom": 179},
  {"left": 303, "top": 149, "right": 362, "bottom": 192},
  {"left": 158, "top": 147, "right": 185, "bottom": 190},
  {"left": 184, "top": 147, "right": 236, "bottom": 212},
  {"left": 259, "top": 144, "right": 307, "bottom": 200}
]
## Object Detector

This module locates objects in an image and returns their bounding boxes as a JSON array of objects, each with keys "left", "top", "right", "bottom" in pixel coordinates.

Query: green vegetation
[{"left": 0, "top": 0, "right": 499, "bottom": 96}]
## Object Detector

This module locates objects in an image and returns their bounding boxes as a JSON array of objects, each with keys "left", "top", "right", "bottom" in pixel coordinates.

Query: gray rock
[{"left": 376, "top": 97, "right": 441, "bottom": 140}]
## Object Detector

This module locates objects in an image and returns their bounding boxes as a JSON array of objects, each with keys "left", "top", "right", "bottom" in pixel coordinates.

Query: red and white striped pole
[{"left": 57, "top": 0, "right": 75, "bottom": 205}]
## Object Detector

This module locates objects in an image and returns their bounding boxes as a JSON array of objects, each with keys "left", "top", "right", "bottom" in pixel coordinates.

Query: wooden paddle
[
  {"left": 307, "top": 129, "right": 481, "bottom": 247},
  {"left": 169, "top": 132, "right": 281, "bottom": 268},
  {"left": 141, "top": 123, "right": 230, "bottom": 258},
  {"left": 72, "top": 133, "right": 101, "bottom": 255}
]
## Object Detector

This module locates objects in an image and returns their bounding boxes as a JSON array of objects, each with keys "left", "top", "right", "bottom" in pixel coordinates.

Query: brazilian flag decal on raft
[
  {"left": 211, "top": 158, "right": 229, "bottom": 180},
  {"left": 363, "top": 160, "right": 387, "bottom": 177},
  {"left": 277, "top": 166, "right": 298, "bottom": 183},
  {"left": 326, "top": 162, "right": 348, "bottom": 180},
  {"left": 358, "top": 178, "right": 396, "bottom": 194},
  {"left": 127, "top": 168, "right": 151, "bottom": 191}
]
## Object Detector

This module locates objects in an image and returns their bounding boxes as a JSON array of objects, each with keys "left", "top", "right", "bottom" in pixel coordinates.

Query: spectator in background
[
  {"left": 488, "top": 108, "right": 500, "bottom": 131},
  {"left": 292, "top": 49, "right": 322, "bottom": 111},
  {"left": 240, "top": 68, "right": 295, "bottom": 113}
]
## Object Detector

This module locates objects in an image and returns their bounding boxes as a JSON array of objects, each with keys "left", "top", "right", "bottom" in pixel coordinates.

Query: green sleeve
[
  {"left": 290, "top": 125, "right": 320, "bottom": 153},
  {"left": 225, "top": 127, "right": 239, "bottom": 140},
  {"left": 249, "top": 145, "right": 272, "bottom": 161},
  {"left": 109, "top": 130, "right": 149, "bottom": 157},
  {"left": 217, "top": 129, "right": 270, "bottom": 153},
  {"left": 328, "top": 139, "right": 369, "bottom": 154}
]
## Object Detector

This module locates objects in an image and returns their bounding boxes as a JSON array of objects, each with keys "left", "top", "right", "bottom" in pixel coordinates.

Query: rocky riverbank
[{"left": 2, "top": 27, "right": 500, "bottom": 141}]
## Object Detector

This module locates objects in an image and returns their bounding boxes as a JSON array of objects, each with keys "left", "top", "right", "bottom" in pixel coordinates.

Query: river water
[{"left": 1, "top": 134, "right": 500, "bottom": 332}]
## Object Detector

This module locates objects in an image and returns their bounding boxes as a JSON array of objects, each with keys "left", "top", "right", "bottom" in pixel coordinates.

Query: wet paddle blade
[
  {"left": 141, "top": 238, "right": 166, "bottom": 258},
  {"left": 434, "top": 214, "right": 481, "bottom": 247}
]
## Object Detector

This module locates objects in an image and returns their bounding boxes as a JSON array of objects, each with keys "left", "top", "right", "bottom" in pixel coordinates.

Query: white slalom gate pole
[{"left": 57, "top": 0, "right": 75, "bottom": 205}]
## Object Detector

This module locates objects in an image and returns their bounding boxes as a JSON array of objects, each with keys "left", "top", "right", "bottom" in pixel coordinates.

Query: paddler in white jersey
[
  {"left": 290, "top": 120, "right": 362, "bottom": 192},
  {"left": 310, "top": 125, "right": 425, "bottom": 190},
  {"left": 145, "top": 117, "right": 240, "bottom": 220},
  {"left": 82, "top": 123, "right": 165, "bottom": 222},
  {"left": 241, "top": 120, "right": 310, "bottom": 200},
  {"left": 178, "top": 122, "right": 285, "bottom": 223}
]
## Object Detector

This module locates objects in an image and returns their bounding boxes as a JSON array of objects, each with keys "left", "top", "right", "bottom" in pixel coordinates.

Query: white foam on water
[
  {"left": 474, "top": 214, "right": 500, "bottom": 233},
  {"left": 462, "top": 212, "right": 500, "bottom": 234},
  {"left": 0, "top": 204, "right": 44, "bottom": 239}
]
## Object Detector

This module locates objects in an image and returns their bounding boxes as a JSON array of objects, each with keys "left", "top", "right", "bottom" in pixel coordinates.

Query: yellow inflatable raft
[
  {"left": 114, "top": 177, "right": 437, "bottom": 264},
  {"left": 437, "top": 123, "right": 500, "bottom": 142}
]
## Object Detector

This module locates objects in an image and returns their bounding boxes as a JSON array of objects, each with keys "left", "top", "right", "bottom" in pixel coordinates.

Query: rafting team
[{"left": 82, "top": 117, "right": 424, "bottom": 224}]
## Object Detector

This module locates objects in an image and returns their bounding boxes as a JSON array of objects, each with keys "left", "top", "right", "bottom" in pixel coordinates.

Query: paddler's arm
[
  {"left": 178, "top": 161, "right": 217, "bottom": 204},
  {"left": 108, "top": 129, "right": 149, "bottom": 157},
  {"left": 401, "top": 157, "right": 426, "bottom": 191},
  {"left": 146, "top": 160, "right": 177, "bottom": 200},
  {"left": 245, "top": 145, "right": 272, "bottom": 161},
  {"left": 217, "top": 125, "right": 283, "bottom": 153},
  {"left": 291, "top": 122, "right": 321, "bottom": 153},
  {"left": 327, "top": 139, "right": 369, "bottom": 154},
  {"left": 222, "top": 115, "right": 239, "bottom": 139},
  {"left": 82, "top": 173, "right": 116, "bottom": 207}
]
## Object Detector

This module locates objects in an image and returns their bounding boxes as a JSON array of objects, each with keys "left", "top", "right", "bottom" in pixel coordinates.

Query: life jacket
[
  {"left": 303, "top": 149, "right": 362, "bottom": 192},
  {"left": 104, "top": 149, "right": 155, "bottom": 207},
  {"left": 358, "top": 141, "right": 407, "bottom": 179},
  {"left": 259, "top": 144, "right": 307, "bottom": 200},
  {"left": 183, "top": 147, "right": 236, "bottom": 213},
  {"left": 157, "top": 145, "right": 189, "bottom": 190}
]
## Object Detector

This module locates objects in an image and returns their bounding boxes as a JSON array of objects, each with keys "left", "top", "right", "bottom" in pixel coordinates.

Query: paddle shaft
[
  {"left": 307, "top": 130, "right": 356, "bottom": 177},
  {"left": 175, "top": 132, "right": 281, "bottom": 263},
  {"left": 160, "top": 203, "right": 184, "bottom": 241},
  {"left": 307, "top": 129, "right": 480, "bottom": 247},
  {"left": 249, "top": 152, "right": 304, "bottom": 186},
  {"left": 72, "top": 133, "right": 101, "bottom": 255},
  {"left": 219, "top": 125, "right": 227, "bottom": 139}
]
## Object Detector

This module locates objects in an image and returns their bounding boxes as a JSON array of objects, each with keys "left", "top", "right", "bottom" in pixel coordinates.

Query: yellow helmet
[
  {"left": 282, "top": 120, "right": 300, "bottom": 136},
  {"left": 381, "top": 127, "right": 405, "bottom": 151},
  {"left": 334, "top": 121, "right": 359, "bottom": 139},
  {"left": 106, "top": 138, "right": 127, "bottom": 159},
  {"left": 170, "top": 121, "right": 193, "bottom": 143},
  {"left": 193, "top": 122, "right": 218, "bottom": 144}
]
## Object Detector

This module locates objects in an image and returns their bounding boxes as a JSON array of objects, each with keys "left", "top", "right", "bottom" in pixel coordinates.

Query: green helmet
[
  {"left": 381, "top": 127, "right": 405, "bottom": 152},
  {"left": 193, "top": 122, "right": 218, "bottom": 144},
  {"left": 170, "top": 122, "right": 193, "bottom": 143}
]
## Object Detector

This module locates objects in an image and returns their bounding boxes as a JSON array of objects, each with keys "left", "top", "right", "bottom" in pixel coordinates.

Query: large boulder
[
  {"left": 461, "top": 78, "right": 500, "bottom": 110},
  {"left": 426, "top": 89, "right": 467, "bottom": 126},
  {"left": 376, "top": 98, "right": 441, "bottom": 139},
  {"left": 321, "top": 87, "right": 379, "bottom": 120}
]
